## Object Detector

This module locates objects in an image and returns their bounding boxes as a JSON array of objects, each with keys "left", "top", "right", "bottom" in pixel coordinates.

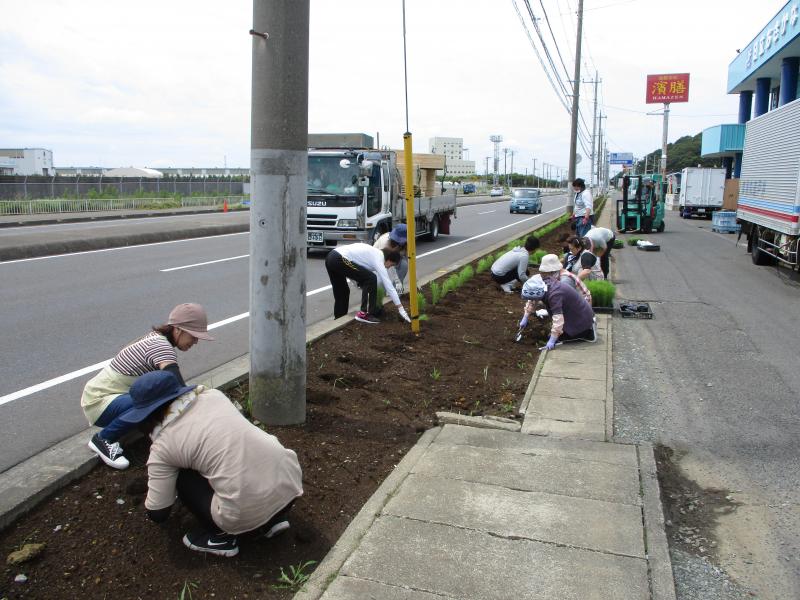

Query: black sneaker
[
  {"left": 264, "top": 520, "right": 290, "bottom": 539},
  {"left": 182, "top": 530, "right": 239, "bottom": 557},
  {"left": 88, "top": 433, "right": 130, "bottom": 470},
  {"left": 355, "top": 311, "right": 380, "bottom": 324}
]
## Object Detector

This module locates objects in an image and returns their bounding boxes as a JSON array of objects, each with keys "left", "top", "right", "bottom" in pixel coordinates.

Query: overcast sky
[{"left": 0, "top": 0, "right": 784, "bottom": 179}]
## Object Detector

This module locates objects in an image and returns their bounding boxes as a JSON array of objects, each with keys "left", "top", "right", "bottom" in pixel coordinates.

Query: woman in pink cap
[{"left": 80, "top": 303, "right": 214, "bottom": 470}]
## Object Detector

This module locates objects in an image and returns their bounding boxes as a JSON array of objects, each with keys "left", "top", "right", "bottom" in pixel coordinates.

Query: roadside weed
[{"left": 272, "top": 560, "right": 317, "bottom": 591}]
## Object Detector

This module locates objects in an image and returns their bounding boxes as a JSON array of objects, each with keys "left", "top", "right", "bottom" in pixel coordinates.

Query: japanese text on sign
[{"left": 646, "top": 73, "right": 690, "bottom": 104}]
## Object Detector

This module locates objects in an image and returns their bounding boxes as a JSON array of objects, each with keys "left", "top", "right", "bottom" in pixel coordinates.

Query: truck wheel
[
  {"left": 426, "top": 215, "right": 440, "bottom": 242},
  {"left": 751, "top": 231, "right": 776, "bottom": 266}
]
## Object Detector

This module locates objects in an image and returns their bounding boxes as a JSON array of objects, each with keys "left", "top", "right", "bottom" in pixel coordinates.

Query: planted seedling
[
  {"left": 483, "top": 365, "right": 489, "bottom": 382},
  {"left": 626, "top": 237, "right": 641, "bottom": 246},
  {"left": 430, "top": 280, "right": 442, "bottom": 305},
  {"left": 430, "top": 366, "right": 441, "bottom": 381},
  {"left": 178, "top": 581, "right": 198, "bottom": 600},
  {"left": 272, "top": 560, "right": 317, "bottom": 591}
]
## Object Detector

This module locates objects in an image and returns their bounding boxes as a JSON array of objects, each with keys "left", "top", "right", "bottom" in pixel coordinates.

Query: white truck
[
  {"left": 679, "top": 167, "right": 725, "bottom": 219},
  {"left": 305, "top": 133, "right": 456, "bottom": 249},
  {"left": 737, "top": 99, "right": 800, "bottom": 269}
]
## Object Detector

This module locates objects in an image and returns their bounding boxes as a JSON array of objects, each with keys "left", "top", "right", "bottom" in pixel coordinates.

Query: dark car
[
  {"left": 462, "top": 183, "right": 476, "bottom": 194},
  {"left": 509, "top": 188, "right": 542, "bottom": 214}
]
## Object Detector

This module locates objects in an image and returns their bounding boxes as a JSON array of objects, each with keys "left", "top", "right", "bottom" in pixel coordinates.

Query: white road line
[
  {"left": 0, "top": 232, "right": 249, "bottom": 265},
  {"left": 477, "top": 210, "right": 496, "bottom": 215},
  {"left": 0, "top": 205, "right": 565, "bottom": 406},
  {"left": 160, "top": 254, "right": 248, "bottom": 272}
]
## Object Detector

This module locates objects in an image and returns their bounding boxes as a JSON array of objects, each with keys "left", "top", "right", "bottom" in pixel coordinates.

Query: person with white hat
[
  {"left": 538, "top": 253, "right": 592, "bottom": 305},
  {"left": 81, "top": 303, "right": 214, "bottom": 470},
  {"left": 519, "top": 255, "right": 596, "bottom": 350},
  {"left": 131, "top": 371, "right": 303, "bottom": 558},
  {"left": 373, "top": 223, "right": 409, "bottom": 293}
]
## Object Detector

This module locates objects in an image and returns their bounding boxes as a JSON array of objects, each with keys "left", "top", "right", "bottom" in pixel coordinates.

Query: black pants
[
  {"left": 325, "top": 251, "right": 377, "bottom": 318},
  {"left": 176, "top": 469, "right": 295, "bottom": 536},
  {"left": 491, "top": 268, "right": 529, "bottom": 285},
  {"left": 600, "top": 236, "right": 614, "bottom": 279}
]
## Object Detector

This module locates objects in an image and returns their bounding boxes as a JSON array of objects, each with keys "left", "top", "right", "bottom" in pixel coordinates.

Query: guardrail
[{"left": 0, "top": 196, "right": 250, "bottom": 216}]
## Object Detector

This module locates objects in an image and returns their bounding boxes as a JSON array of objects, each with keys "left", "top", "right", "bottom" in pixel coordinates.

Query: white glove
[
  {"left": 397, "top": 306, "right": 411, "bottom": 323},
  {"left": 535, "top": 309, "right": 549, "bottom": 319}
]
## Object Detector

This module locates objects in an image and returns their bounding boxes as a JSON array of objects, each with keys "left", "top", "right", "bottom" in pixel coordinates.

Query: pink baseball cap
[{"left": 167, "top": 303, "right": 214, "bottom": 341}]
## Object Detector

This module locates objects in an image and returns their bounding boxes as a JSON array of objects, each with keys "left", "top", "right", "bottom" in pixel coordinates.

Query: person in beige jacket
[{"left": 124, "top": 370, "right": 303, "bottom": 557}]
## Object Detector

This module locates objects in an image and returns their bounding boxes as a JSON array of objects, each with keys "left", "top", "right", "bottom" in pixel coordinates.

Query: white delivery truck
[
  {"left": 737, "top": 98, "right": 800, "bottom": 268},
  {"left": 678, "top": 167, "right": 726, "bottom": 219},
  {"left": 305, "top": 133, "right": 456, "bottom": 249}
]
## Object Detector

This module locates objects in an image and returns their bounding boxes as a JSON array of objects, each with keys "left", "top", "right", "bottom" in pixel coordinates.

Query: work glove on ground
[
  {"left": 545, "top": 335, "right": 559, "bottom": 351},
  {"left": 397, "top": 306, "right": 411, "bottom": 323}
]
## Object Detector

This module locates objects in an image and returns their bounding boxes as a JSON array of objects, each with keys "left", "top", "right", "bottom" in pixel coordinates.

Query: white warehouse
[{"left": 0, "top": 148, "right": 55, "bottom": 176}]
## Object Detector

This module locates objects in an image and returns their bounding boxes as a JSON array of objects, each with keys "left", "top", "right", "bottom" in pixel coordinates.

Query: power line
[
  {"left": 536, "top": 0, "right": 572, "bottom": 83},
  {"left": 521, "top": 0, "right": 572, "bottom": 100}
]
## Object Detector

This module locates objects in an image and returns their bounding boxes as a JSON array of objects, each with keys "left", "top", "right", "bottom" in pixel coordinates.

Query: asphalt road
[
  {"left": 0, "top": 194, "right": 567, "bottom": 473},
  {"left": 612, "top": 211, "right": 800, "bottom": 598}
]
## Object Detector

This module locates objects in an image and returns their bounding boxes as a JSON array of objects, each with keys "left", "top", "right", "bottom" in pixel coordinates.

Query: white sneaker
[
  {"left": 500, "top": 282, "right": 514, "bottom": 294},
  {"left": 264, "top": 520, "right": 290, "bottom": 539}
]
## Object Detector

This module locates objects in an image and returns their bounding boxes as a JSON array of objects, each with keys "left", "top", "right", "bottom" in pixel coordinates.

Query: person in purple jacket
[{"left": 520, "top": 259, "right": 596, "bottom": 350}]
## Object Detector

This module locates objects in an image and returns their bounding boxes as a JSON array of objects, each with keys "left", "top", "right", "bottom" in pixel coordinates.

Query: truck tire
[
  {"left": 751, "top": 232, "right": 776, "bottom": 266},
  {"left": 426, "top": 215, "right": 440, "bottom": 242}
]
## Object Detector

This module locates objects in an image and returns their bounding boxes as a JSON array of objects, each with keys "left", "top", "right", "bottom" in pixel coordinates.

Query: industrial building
[
  {"left": 428, "top": 137, "right": 475, "bottom": 177},
  {"left": 0, "top": 148, "right": 55, "bottom": 176}
]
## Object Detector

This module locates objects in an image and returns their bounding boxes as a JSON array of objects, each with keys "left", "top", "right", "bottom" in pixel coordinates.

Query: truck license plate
[
  {"left": 307, "top": 231, "right": 324, "bottom": 244},
  {"left": 697, "top": 208, "right": 706, "bottom": 213}
]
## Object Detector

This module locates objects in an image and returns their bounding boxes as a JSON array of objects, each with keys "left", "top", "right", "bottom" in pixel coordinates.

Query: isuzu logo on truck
[{"left": 308, "top": 200, "right": 327, "bottom": 207}]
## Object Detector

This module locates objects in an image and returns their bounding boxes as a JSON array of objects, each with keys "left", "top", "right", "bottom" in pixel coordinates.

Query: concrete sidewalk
[{"left": 295, "top": 314, "right": 676, "bottom": 600}]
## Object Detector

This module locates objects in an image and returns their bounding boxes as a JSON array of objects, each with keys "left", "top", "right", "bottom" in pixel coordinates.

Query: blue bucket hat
[
  {"left": 521, "top": 274, "right": 548, "bottom": 301},
  {"left": 119, "top": 370, "right": 197, "bottom": 424},
  {"left": 389, "top": 224, "right": 408, "bottom": 245}
]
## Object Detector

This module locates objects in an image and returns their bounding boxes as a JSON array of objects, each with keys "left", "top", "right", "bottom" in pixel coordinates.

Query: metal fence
[
  {"left": 0, "top": 176, "right": 247, "bottom": 201},
  {"left": 0, "top": 195, "right": 249, "bottom": 216}
]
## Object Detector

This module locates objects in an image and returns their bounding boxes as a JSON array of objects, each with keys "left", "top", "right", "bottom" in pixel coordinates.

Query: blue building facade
[{"left": 702, "top": 1, "right": 800, "bottom": 176}]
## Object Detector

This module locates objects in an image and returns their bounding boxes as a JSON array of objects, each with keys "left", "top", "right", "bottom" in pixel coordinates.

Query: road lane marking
[
  {"left": 0, "top": 204, "right": 565, "bottom": 405},
  {"left": 160, "top": 254, "right": 249, "bottom": 272},
  {"left": 477, "top": 210, "right": 496, "bottom": 215},
  {"left": 0, "top": 232, "right": 249, "bottom": 265}
]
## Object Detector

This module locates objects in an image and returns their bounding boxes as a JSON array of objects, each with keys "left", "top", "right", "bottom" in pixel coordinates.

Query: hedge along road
[{"left": 0, "top": 195, "right": 567, "bottom": 472}]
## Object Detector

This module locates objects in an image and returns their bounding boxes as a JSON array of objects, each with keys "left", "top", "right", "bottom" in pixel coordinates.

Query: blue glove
[
  {"left": 545, "top": 335, "right": 559, "bottom": 350},
  {"left": 519, "top": 315, "right": 529, "bottom": 328}
]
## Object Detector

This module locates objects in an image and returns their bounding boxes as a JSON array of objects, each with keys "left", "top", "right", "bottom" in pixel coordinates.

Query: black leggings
[
  {"left": 176, "top": 469, "right": 295, "bottom": 535},
  {"left": 325, "top": 251, "right": 378, "bottom": 317},
  {"left": 600, "top": 236, "right": 614, "bottom": 279}
]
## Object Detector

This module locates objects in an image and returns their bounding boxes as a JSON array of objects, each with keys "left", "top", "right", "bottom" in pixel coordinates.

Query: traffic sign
[{"left": 609, "top": 152, "right": 634, "bottom": 165}]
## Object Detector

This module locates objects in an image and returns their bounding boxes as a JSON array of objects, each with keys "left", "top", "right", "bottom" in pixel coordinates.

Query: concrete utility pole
[
  {"left": 532, "top": 158, "right": 537, "bottom": 188},
  {"left": 589, "top": 73, "right": 600, "bottom": 188},
  {"left": 509, "top": 150, "right": 515, "bottom": 187},
  {"left": 490, "top": 135, "right": 502, "bottom": 186},
  {"left": 249, "top": 0, "right": 309, "bottom": 425},
  {"left": 503, "top": 148, "right": 508, "bottom": 186},
  {"left": 660, "top": 103, "right": 670, "bottom": 178},
  {"left": 567, "top": 0, "right": 584, "bottom": 214}
]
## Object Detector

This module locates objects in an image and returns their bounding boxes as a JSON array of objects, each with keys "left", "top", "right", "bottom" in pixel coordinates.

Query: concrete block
[
  {"left": 533, "top": 377, "right": 607, "bottom": 401},
  {"left": 385, "top": 474, "right": 646, "bottom": 557},
  {"left": 435, "top": 412, "right": 521, "bottom": 432},
  {"left": 540, "top": 360, "right": 607, "bottom": 381},
  {"left": 521, "top": 417, "right": 606, "bottom": 441},
  {"left": 340, "top": 517, "right": 650, "bottom": 600},
  {"left": 321, "top": 577, "right": 449, "bottom": 600},
  {"left": 413, "top": 442, "right": 641, "bottom": 505},
  {"left": 434, "top": 425, "right": 637, "bottom": 467},
  {"left": 528, "top": 395, "right": 605, "bottom": 423}
]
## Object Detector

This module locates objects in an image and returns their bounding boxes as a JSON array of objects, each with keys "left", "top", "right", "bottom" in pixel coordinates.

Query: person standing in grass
[
  {"left": 81, "top": 303, "right": 213, "bottom": 470},
  {"left": 571, "top": 178, "right": 593, "bottom": 238},
  {"left": 131, "top": 371, "right": 303, "bottom": 558},
  {"left": 490, "top": 236, "right": 540, "bottom": 293},
  {"left": 325, "top": 242, "right": 411, "bottom": 324}
]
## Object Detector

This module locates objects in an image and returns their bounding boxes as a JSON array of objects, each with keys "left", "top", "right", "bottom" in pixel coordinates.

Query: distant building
[
  {"left": 0, "top": 148, "right": 54, "bottom": 176},
  {"left": 428, "top": 137, "right": 475, "bottom": 177},
  {"left": 54, "top": 166, "right": 250, "bottom": 178},
  {"left": 103, "top": 167, "right": 164, "bottom": 178}
]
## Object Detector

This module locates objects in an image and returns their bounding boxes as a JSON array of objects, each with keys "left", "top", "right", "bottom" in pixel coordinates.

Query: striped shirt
[{"left": 109, "top": 331, "right": 177, "bottom": 376}]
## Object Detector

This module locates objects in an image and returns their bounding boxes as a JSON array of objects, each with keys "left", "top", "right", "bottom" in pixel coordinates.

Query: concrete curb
[
  {"left": 0, "top": 223, "right": 249, "bottom": 262},
  {"left": 0, "top": 207, "right": 247, "bottom": 229},
  {"left": 435, "top": 411, "right": 521, "bottom": 432},
  {"left": 638, "top": 443, "right": 678, "bottom": 600},
  {"left": 294, "top": 426, "right": 444, "bottom": 600}
]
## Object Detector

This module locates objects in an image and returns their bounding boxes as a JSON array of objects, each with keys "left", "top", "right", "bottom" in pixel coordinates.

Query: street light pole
[{"left": 567, "top": 0, "right": 584, "bottom": 214}]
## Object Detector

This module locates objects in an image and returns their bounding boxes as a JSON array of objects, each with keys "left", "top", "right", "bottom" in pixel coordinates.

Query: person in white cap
[
  {"left": 519, "top": 259, "right": 596, "bottom": 349},
  {"left": 80, "top": 303, "right": 214, "bottom": 470},
  {"left": 373, "top": 224, "right": 408, "bottom": 293},
  {"left": 538, "top": 253, "right": 592, "bottom": 305}
]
